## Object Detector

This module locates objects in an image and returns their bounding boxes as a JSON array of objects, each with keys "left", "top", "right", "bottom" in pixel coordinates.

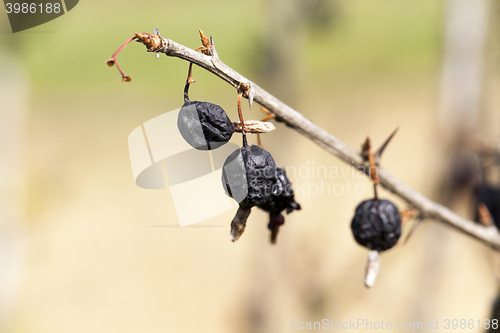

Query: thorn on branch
[
  {"left": 403, "top": 218, "right": 422, "bottom": 245},
  {"left": 398, "top": 208, "right": 420, "bottom": 245},
  {"left": 479, "top": 203, "right": 494, "bottom": 226},
  {"left": 209, "top": 35, "right": 219, "bottom": 57},
  {"left": 154, "top": 27, "right": 162, "bottom": 39},
  {"left": 400, "top": 208, "right": 418, "bottom": 225},
  {"left": 375, "top": 127, "right": 399, "bottom": 163}
]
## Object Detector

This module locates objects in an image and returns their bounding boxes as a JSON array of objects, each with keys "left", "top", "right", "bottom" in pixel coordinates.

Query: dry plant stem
[
  {"left": 130, "top": 30, "right": 500, "bottom": 250},
  {"left": 375, "top": 127, "right": 399, "bottom": 162},
  {"left": 229, "top": 206, "right": 251, "bottom": 242},
  {"left": 362, "top": 137, "right": 379, "bottom": 199},
  {"left": 369, "top": 150, "right": 378, "bottom": 185},
  {"left": 233, "top": 120, "right": 275, "bottom": 134},
  {"left": 373, "top": 184, "right": 378, "bottom": 200},
  {"left": 184, "top": 62, "right": 195, "bottom": 102},
  {"left": 261, "top": 114, "right": 276, "bottom": 122},
  {"left": 242, "top": 133, "right": 249, "bottom": 148},
  {"left": 106, "top": 35, "right": 137, "bottom": 82},
  {"left": 257, "top": 107, "right": 276, "bottom": 148},
  {"left": 365, "top": 250, "right": 381, "bottom": 288},
  {"left": 237, "top": 92, "right": 246, "bottom": 134},
  {"left": 257, "top": 133, "right": 263, "bottom": 149}
]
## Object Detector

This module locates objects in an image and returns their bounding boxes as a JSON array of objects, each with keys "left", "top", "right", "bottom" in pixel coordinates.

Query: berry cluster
[
  {"left": 176, "top": 61, "right": 300, "bottom": 243},
  {"left": 221, "top": 148, "right": 301, "bottom": 243},
  {"left": 107, "top": 30, "right": 302, "bottom": 244},
  {"left": 107, "top": 30, "right": 420, "bottom": 288}
]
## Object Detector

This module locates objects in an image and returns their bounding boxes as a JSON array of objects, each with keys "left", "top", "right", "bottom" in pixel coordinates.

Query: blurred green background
[{"left": 0, "top": 0, "right": 499, "bottom": 332}]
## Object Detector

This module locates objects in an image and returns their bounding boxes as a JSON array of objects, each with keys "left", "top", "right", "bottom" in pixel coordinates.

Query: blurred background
[{"left": 1, "top": 0, "right": 500, "bottom": 332}]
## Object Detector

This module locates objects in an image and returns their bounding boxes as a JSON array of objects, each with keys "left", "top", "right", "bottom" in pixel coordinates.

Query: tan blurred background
[{"left": 1, "top": 0, "right": 500, "bottom": 332}]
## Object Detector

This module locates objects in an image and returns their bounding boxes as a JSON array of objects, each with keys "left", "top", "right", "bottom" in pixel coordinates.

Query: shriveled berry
[
  {"left": 177, "top": 100, "right": 235, "bottom": 150},
  {"left": 222, "top": 145, "right": 278, "bottom": 241},
  {"left": 351, "top": 199, "right": 401, "bottom": 252},
  {"left": 474, "top": 185, "right": 500, "bottom": 228},
  {"left": 222, "top": 145, "right": 278, "bottom": 208},
  {"left": 258, "top": 167, "right": 301, "bottom": 244}
]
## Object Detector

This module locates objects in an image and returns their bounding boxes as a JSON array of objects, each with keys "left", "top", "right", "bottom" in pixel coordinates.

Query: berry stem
[
  {"left": 184, "top": 62, "right": 195, "bottom": 103},
  {"left": 256, "top": 107, "right": 276, "bottom": 148},
  {"left": 373, "top": 183, "right": 378, "bottom": 200},
  {"left": 237, "top": 91, "right": 246, "bottom": 134},
  {"left": 369, "top": 150, "right": 378, "bottom": 185},
  {"left": 238, "top": 90, "right": 249, "bottom": 147},
  {"left": 106, "top": 35, "right": 137, "bottom": 82},
  {"left": 242, "top": 133, "right": 248, "bottom": 148}
]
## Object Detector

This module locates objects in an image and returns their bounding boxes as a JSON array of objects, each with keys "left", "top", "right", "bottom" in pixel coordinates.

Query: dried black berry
[
  {"left": 258, "top": 167, "right": 301, "bottom": 244},
  {"left": 222, "top": 145, "right": 278, "bottom": 208},
  {"left": 474, "top": 185, "right": 500, "bottom": 228},
  {"left": 222, "top": 145, "right": 278, "bottom": 241},
  {"left": 351, "top": 199, "right": 401, "bottom": 252},
  {"left": 177, "top": 65, "right": 235, "bottom": 151},
  {"left": 178, "top": 100, "right": 235, "bottom": 150}
]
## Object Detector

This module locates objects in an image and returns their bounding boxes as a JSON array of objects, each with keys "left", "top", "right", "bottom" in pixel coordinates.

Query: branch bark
[{"left": 131, "top": 29, "right": 500, "bottom": 250}]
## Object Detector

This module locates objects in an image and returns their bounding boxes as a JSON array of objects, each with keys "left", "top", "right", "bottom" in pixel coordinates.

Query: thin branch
[{"left": 128, "top": 30, "right": 500, "bottom": 250}]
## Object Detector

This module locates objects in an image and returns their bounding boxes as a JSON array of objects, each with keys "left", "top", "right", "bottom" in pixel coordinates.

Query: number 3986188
[{"left": 5, "top": 3, "right": 61, "bottom": 14}]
